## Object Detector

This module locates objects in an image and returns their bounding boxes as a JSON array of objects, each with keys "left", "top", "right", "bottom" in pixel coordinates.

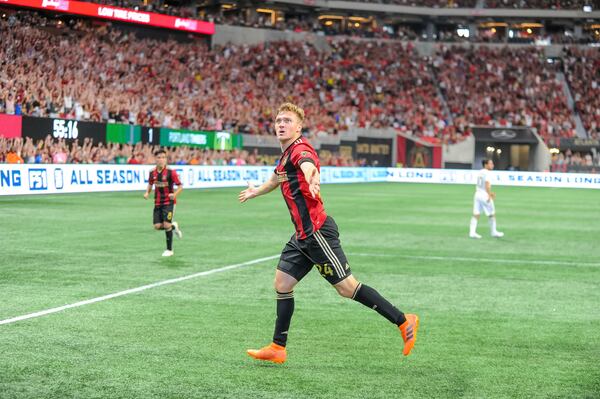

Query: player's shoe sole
[
  {"left": 399, "top": 314, "right": 419, "bottom": 356},
  {"left": 247, "top": 343, "right": 287, "bottom": 364},
  {"left": 492, "top": 232, "right": 504, "bottom": 238},
  {"left": 172, "top": 221, "right": 183, "bottom": 239},
  {"left": 469, "top": 233, "right": 482, "bottom": 239},
  {"left": 162, "top": 250, "right": 174, "bottom": 257}
]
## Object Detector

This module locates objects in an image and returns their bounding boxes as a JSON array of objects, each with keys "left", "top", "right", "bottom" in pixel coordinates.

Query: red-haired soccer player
[{"left": 239, "top": 103, "right": 419, "bottom": 363}]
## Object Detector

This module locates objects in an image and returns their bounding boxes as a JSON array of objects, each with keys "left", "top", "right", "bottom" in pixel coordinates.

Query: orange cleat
[
  {"left": 399, "top": 314, "right": 419, "bottom": 356},
  {"left": 247, "top": 343, "right": 287, "bottom": 364}
]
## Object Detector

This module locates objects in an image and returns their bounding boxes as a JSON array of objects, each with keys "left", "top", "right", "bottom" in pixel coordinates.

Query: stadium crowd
[
  {"left": 0, "top": 136, "right": 361, "bottom": 166},
  {"left": 483, "top": 0, "right": 598, "bottom": 9},
  {"left": 0, "top": 13, "right": 465, "bottom": 144},
  {"left": 550, "top": 149, "right": 600, "bottom": 172},
  {"left": 0, "top": 10, "right": 597, "bottom": 149},
  {"left": 81, "top": 0, "right": 598, "bottom": 10},
  {"left": 563, "top": 47, "right": 600, "bottom": 139},
  {"left": 433, "top": 46, "right": 577, "bottom": 143}
]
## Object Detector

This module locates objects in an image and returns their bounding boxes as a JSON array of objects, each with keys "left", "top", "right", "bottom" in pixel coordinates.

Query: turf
[{"left": 1, "top": 183, "right": 599, "bottom": 399}]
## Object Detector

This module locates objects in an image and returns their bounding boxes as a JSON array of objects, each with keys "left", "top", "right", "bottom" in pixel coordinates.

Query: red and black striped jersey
[
  {"left": 275, "top": 138, "right": 327, "bottom": 240},
  {"left": 148, "top": 167, "right": 181, "bottom": 206}
]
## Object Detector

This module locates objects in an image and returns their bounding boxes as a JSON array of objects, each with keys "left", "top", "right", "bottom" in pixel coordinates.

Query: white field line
[
  {"left": 0, "top": 254, "right": 279, "bottom": 326},
  {"left": 347, "top": 253, "right": 600, "bottom": 267}
]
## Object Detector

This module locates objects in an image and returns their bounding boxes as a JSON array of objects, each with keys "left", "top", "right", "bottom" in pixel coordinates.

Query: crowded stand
[
  {"left": 484, "top": 0, "right": 598, "bottom": 9},
  {"left": 551, "top": 149, "right": 600, "bottom": 173},
  {"left": 563, "top": 47, "right": 600, "bottom": 139},
  {"left": 433, "top": 46, "right": 577, "bottom": 143},
  {"left": 77, "top": 0, "right": 599, "bottom": 10},
  {"left": 1, "top": 9, "right": 599, "bottom": 171},
  {"left": 0, "top": 137, "right": 360, "bottom": 166},
  {"left": 0, "top": 12, "right": 456, "bottom": 143}
]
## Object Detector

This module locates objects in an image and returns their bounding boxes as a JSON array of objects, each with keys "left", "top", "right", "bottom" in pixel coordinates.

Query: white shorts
[{"left": 473, "top": 193, "right": 495, "bottom": 216}]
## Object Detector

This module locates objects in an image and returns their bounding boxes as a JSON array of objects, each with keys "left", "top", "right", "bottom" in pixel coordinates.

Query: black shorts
[
  {"left": 153, "top": 204, "right": 174, "bottom": 225},
  {"left": 277, "top": 216, "right": 352, "bottom": 285}
]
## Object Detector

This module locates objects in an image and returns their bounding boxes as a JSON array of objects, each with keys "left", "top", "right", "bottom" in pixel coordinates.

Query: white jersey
[
  {"left": 473, "top": 168, "right": 495, "bottom": 216},
  {"left": 476, "top": 168, "right": 491, "bottom": 195}
]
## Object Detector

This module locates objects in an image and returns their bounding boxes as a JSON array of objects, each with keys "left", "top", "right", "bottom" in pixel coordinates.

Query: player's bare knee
[
  {"left": 274, "top": 279, "right": 295, "bottom": 293},
  {"left": 274, "top": 271, "right": 297, "bottom": 292},
  {"left": 335, "top": 276, "right": 359, "bottom": 298},
  {"left": 163, "top": 222, "right": 172, "bottom": 230},
  {"left": 153, "top": 224, "right": 162, "bottom": 230},
  {"left": 473, "top": 214, "right": 480, "bottom": 220}
]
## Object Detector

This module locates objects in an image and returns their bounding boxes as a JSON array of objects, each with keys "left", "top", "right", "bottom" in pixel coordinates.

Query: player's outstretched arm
[
  {"left": 300, "top": 161, "right": 320, "bottom": 199},
  {"left": 239, "top": 173, "right": 279, "bottom": 203}
]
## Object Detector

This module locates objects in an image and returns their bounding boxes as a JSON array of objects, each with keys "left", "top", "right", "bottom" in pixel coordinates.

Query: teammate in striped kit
[
  {"left": 144, "top": 149, "right": 183, "bottom": 257},
  {"left": 239, "top": 103, "right": 419, "bottom": 364}
]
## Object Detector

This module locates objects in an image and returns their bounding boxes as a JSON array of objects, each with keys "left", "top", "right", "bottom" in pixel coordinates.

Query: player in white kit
[{"left": 469, "top": 159, "right": 504, "bottom": 239}]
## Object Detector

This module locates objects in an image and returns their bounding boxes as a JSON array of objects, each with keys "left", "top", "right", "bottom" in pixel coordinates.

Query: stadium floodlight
[{"left": 457, "top": 28, "right": 470, "bottom": 38}]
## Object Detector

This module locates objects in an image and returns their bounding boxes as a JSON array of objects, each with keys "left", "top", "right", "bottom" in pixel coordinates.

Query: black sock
[
  {"left": 165, "top": 229, "right": 173, "bottom": 250},
  {"left": 352, "top": 283, "right": 406, "bottom": 326},
  {"left": 273, "top": 291, "right": 294, "bottom": 347}
]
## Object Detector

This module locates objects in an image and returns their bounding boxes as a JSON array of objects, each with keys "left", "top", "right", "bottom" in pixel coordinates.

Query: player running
[
  {"left": 239, "top": 103, "right": 419, "bottom": 364},
  {"left": 469, "top": 159, "right": 504, "bottom": 239},
  {"left": 144, "top": 149, "right": 183, "bottom": 257}
]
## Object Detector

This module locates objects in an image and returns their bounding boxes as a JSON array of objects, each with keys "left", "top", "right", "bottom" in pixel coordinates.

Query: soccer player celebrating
[
  {"left": 469, "top": 159, "right": 504, "bottom": 239},
  {"left": 239, "top": 103, "right": 419, "bottom": 363},
  {"left": 144, "top": 149, "right": 183, "bottom": 257}
]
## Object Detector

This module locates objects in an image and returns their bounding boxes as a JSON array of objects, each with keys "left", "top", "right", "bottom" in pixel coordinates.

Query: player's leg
[
  {"left": 162, "top": 205, "right": 175, "bottom": 256},
  {"left": 470, "top": 197, "right": 482, "bottom": 238},
  {"left": 485, "top": 201, "right": 504, "bottom": 237},
  {"left": 272, "top": 270, "right": 298, "bottom": 347},
  {"left": 311, "top": 217, "right": 419, "bottom": 356},
  {"left": 333, "top": 275, "right": 419, "bottom": 356},
  {"left": 247, "top": 239, "right": 312, "bottom": 363},
  {"left": 171, "top": 205, "right": 182, "bottom": 239},
  {"left": 153, "top": 207, "right": 163, "bottom": 230}
]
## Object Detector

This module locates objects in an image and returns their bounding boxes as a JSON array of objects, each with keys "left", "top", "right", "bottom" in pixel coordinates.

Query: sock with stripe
[
  {"left": 352, "top": 284, "right": 406, "bottom": 326},
  {"left": 470, "top": 216, "right": 478, "bottom": 235},
  {"left": 489, "top": 216, "right": 497, "bottom": 234},
  {"left": 273, "top": 291, "right": 294, "bottom": 347},
  {"left": 165, "top": 228, "right": 173, "bottom": 250}
]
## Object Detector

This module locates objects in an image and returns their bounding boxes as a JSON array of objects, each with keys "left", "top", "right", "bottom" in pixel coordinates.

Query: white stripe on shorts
[{"left": 314, "top": 230, "right": 345, "bottom": 278}]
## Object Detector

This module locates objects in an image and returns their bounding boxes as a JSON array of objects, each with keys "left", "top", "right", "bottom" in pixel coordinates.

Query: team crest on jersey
[
  {"left": 281, "top": 154, "right": 289, "bottom": 165},
  {"left": 277, "top": 171, "right": 288, "bottom": 182}
]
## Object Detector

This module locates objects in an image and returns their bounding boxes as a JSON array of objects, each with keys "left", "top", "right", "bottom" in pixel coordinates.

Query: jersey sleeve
[
  {"left": 148, "top": 171, "right": 155, "bottom": 185},
  {"left": 290, "top": 144, "right": 319, "bottom": 168},
  {"left": 171, "top": 169, "right": 182, "bottom": 186}
]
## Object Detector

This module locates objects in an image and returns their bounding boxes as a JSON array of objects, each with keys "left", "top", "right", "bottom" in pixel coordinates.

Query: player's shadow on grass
[{"left": 158, "top": 257, "right": 190, "bottom": 269}]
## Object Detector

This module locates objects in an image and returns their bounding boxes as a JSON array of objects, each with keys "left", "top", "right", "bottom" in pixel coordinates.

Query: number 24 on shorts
[{"left": 315, "top": 263, "right": 334, "bottom": 277}]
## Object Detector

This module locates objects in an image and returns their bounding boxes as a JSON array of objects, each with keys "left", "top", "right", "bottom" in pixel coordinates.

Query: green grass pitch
[{"left": 1, "top": 183, "right": 599, "bottom": 398}]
